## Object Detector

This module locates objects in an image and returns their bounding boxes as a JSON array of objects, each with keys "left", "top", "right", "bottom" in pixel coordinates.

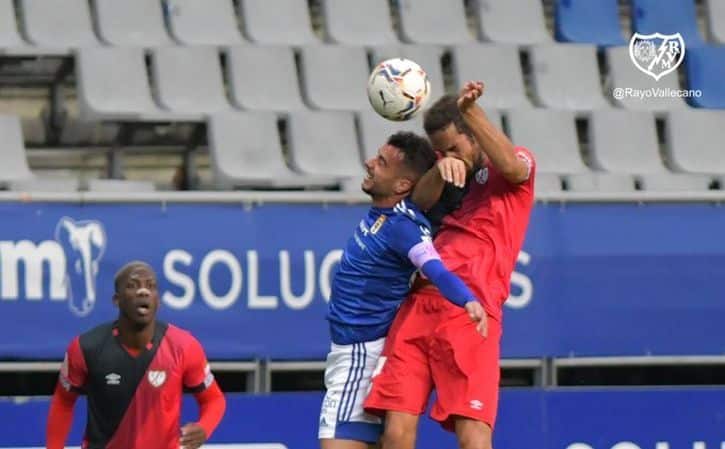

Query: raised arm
[
  {"left": 411, "top": 157, "right": 467, "bottom": 211},
  {"left": 458, "top": 81, "right": 530, "bottom": 184}
]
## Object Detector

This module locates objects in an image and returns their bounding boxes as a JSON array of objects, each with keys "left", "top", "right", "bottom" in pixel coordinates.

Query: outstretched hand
[{"left": 457, "top": 81, "right": 484, "bottom": 113}]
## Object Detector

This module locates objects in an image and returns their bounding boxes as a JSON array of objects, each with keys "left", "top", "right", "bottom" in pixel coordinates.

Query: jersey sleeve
[
  {"left": 183, "top": 336, "right": 214, "bottom": 393},
  {"left": 388, "top": 218, "right": 436, "bottom": 265},
  {"left": 514, "top": 146, "right": 536, "bottom": 182},
  {"left": 59, "top": 337, "right": 87, "bottom": 393}
]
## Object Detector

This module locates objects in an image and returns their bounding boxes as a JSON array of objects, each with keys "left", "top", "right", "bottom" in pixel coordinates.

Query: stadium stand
[
  {"left": 685, "top": 46, "right": 725, "bottom": 109},
  {"left": 165, "top": 0, "right": 246, "bottom": 46},
  {"left": 707, "top": 0, "right": 725, "bottom": 44},
  {"left": 20, "top": 0, "right": 99, "bottom": 50},
  {"left": 240, "top": 0, "right": 321, "bottom": 45},
  {"left": 554, "top": 0, "right": 627, "bottom": 46},
  {"left": 631, "top": 0, "right": 705, "bottom": 46},
  {"left": 474, "top": 0, "right": 552, "bottom": 45},
  {"left": 396, "top": 0, "right": 474, "bottom": 44},
  {"left": 665, "top": 109, "right": 725, "bottom": 175},
  {"left": 93, "top": 0, "right": 173, "bottom": 47},
  {"left": 0, "top": 115, "right": 34, "bottom": 184},
  {"left": 299, "top": 45, "right": 370, "bottom": 110},
  {"left": 321, "top": 0, "right": 399, "bottom": 46}
]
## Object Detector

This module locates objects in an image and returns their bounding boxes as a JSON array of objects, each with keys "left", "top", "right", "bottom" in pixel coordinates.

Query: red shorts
[{"left": 363, "top": 287, "right": 501, "bottom": 431}]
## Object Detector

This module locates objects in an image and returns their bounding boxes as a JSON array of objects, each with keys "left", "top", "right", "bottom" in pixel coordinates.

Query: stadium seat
[
  {"left": 534, "top": 173, "right": 564, "bottom": 194},
  {"left": 605, "top": 47, "right": 689, "bottom": 111},
  {"left": 566, "top": 173, "right": 637, "bottom": 192},
  {"left": 86, "top": 179, "right": 156, "bottom": 192},
  {"left": 588, "top": 110, "right": 664, "bottom": 173},
  {"left": 554, "top": 0, "right": 626, "bottom": 46},
  {"left": 9, "top": 178, "right": 80, "bottom": 192},
  {"left": 665, "top": 109, "right": 725, "bottom": 174},
  {"left": 530, "top": 44, "right": 610, "bottom": 111},
  {"left": 240, "top": 0, "right": 320, "bottom": 45},
  {"left": 631, "top": 0, "right": 704, "bottom": 47},
  {"left": 706, "top": 0, "right": 725, "bottom": 44},
  {"left": 474, "top": 0, "right": 551, "bottom": 45},
  {"left": 165, "top": 0, "right": 245, "bottom": 45},
  {"left": 357, "top": 110, "right": 424, "bottom": 161},
  {"left": 0, "top": 115, "right": 34, "bottom": 184},
  {"left": 507, "top": 109, "right": 587, "bottom": 174},
  {"left": 299, "top": 46, "right": 370, "bottom": 110},
  {"left": 208, "top": 112, "right": 337, "bottom": 189},
  {"left": 321, "top": 0, "right": 398, "bottom": 45},
  {"left": 151, "top": 46, "right": 230, "bottom": 114},
  {"left": 638, "top": 173, "right": 713, "bottom": 191},
  {"left": 397, "top": 0, "right": 474, "bottom": 44},
  {"left": 685, "top": 46, "right": 725, "bottom": 109},
  {"left": 0, "top": 0, "right": 52, "bottom": 55},
  {"left": 453, "top": 45, "right": 532, "bottom": 109},
  {"left": 225, "top": 45, "right": 307, "bottom": 112},
  {"left": 77, "top": 47, "right": 201, "bottom": 122},
  {"left": 287, "top": 111, "right": 362, "bottom": 177},
  {"left": 93, "top": 0, "right": 172, "bottom": 47},
  {"left": 371, "top": 45, "right": 447, "bottom": 101},
  {"left": 20, "top": 0, "right": 98, "bottom": 49}
]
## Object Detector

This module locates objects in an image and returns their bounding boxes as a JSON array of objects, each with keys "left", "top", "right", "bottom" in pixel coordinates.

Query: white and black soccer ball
[{"left": 367, "top": 58, "right": 431, "bottom": 121}]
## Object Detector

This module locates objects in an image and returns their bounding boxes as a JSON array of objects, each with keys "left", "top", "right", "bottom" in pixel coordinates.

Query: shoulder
[
  {"left": 392, "top": 199, "right": 432, "bottom": 230},
  {"left": 165, "top": 323, "right": 204, "bottom": 354},
  {"left": 78, "top": 321, "right": 115, "bottom": 352}
]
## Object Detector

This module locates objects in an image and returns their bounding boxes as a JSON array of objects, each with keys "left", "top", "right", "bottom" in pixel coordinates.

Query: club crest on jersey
[
  {"left": 370, "top": 215, "right": 387, "bottom": 234},
  {"left": 475, "top": 167, "right": 489, "bottom": 185},
  {"left": 147, "top": 370, "right": 167, "bottom": 388}
]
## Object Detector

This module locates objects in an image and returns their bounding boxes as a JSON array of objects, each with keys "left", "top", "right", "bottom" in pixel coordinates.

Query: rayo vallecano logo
[
  {"left": 629, "top": 33, "right": 685, "bottom": 81},
  {"left": 54, "top": 217, "right": 107, "bottom": 316}
]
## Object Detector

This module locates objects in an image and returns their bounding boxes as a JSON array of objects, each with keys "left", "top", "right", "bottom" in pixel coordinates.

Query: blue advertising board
[
  {"left": 2, "top": 389, "right": 724, "bottom": 448},
  {"left": 0, "top": 202, "right": 722, "bottom": 359}
]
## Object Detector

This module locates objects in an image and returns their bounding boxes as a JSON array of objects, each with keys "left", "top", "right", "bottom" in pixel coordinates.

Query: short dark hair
[
  {"left": 114, "top": 261, "right": 155, "bottom": 293},
  {"left": 423, "top": 94, "right": 471, "bottom": 137},
  {"left": 387, "top": 131, "right": 436, "bottom": 178}
]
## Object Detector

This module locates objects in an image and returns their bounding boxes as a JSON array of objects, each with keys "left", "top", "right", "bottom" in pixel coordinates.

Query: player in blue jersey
[{"left": 318, "top": 132, "right": 487, "bottom": 449}]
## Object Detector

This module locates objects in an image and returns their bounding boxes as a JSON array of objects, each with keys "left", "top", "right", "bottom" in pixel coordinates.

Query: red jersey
[
  {"left": 60, "top": 321, "right": 214, "bottom": 449},
  {"left": 433, "top": 147, "right": 536, "bottom": 321}
]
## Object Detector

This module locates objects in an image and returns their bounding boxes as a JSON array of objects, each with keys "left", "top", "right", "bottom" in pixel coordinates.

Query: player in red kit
[
  {"left": 364, "top": 82, "right": 536, "bottom": 449},
  {"left": 46, "top": 261, "right": 226, "bottom": 449}
]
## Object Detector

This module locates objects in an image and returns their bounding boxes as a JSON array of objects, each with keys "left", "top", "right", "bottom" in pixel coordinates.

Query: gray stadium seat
[
  {"left": 93, "top": 0, "right": 172, "bottom": 47},
  {"left": 287, "top": 111, "right": 362, "bottom": 177},
  {"left": 208, "top": 112, "right": 337, "bottom": 189},
  {"left": 534, "top": 173, "right": 563, "bottom": 194},
  {"left": 474, "top": 0, "right": 551, "bottom": 44},
  {"left": 566, "top": 173, "right": 636, "bottom": 192},
  {"left": 300, "top": 45, "right": 369, "bottom": 110},
  {"left": 77, "top": 47, "right": 201, "bottom": 122},
  {"left": 707, "top": 0, "right": 725, "bottom": 44},
  {"left": 165, "top": 0, "right": 245, "bottom": 45},
  {"left": 20, "top": 0, "right": 98, "bottom": 49},
  {"left": 225, "top": 45, "right": 307, "bottom": 112},
  {"left": 357, "top": 110, "right": 424, "bottom": 161},
  {"left": 240, "top": 0, "right": 319, "bottom": 45},
  {"left": 665, "top": 110, "right": 725, "bottom": 174},
  {"left": 10, "top": 178, "right": 80, "bottom": 192},
  {"left": 605, "top": 47, "right": 688, "bottom": 111},
  {"left": 638, "top": 173, "right": 712, "bottom": 191},
  {"left": 0, "top": 115, "right": 33, "bottom": 184},
  {"left": 530, "top": 44, "right": 609, "bottom": 111},
  {"left": 453, "top": 45, "right": 532, "bottom": 109},
  {"left": 86, "top": 179, "right": 156, "bottom": 192},
  {"left": 589, "top": 110, "right": 664, "bottom": 174},
  {"left": 507, "top": 109, "right": 587, "bottom": 174},
  {"left": 0, "top": 0, "right": 40, "bottom": 54},
  {"left": 397, "top": 0, "right": 474, "bottom": 44},
  {"left": 371, "top": 45, "right": 447, "bottom": 102},
  {"left": 151, "top": 46, "right": 230, "bottom": 114},
  {"left": 322, "top": 0, "right": 398, "bottom": 45}
]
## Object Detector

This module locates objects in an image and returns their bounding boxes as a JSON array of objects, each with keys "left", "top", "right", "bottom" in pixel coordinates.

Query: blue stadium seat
[
  {"left": 631, "top": 0, "right": 704, "bottom": 47},
  {"left": 685, "top": 46, "right": 725, "bottom": 109},
  {"left": 554, "top": 0, "right": 625, "bottom": 46}
]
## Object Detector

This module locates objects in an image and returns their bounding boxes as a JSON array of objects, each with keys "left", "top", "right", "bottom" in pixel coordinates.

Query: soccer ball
[{"left": 367, "top": 58, "right": 431, "bottom": 121}]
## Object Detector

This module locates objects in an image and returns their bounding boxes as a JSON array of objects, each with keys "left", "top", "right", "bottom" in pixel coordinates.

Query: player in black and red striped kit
[{"left": 46, "top": 261, "right": 226, "bottom": 449}]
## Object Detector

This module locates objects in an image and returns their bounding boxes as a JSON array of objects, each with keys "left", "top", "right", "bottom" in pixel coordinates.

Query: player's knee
[
  {"left": 455, "top": 419, "right": 493, "bottom": 449},
  {"left": 380, "top": 423, "right": 415, "bottom": 449},
  {"left": 458, "top": 436, "right": 492, "bottom": 449}
]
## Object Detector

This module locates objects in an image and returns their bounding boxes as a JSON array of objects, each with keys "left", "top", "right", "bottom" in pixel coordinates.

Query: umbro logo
[
  {"left": 105, "top": 373, "right": 121, "bottom": 385},
  {"left": 469, "top": 399, "right": 484, "bottom": 410}
]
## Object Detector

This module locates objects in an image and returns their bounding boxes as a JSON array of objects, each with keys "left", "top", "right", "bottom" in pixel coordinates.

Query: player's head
[
  {"left": 113, "top": 261, "right": 159, "bottom": 328},
  {"left": 362, "top": 131, "right": 436, "bottom": 201},
  {"left": 423, "top": 95, "right": 485, "bottom": 172}
]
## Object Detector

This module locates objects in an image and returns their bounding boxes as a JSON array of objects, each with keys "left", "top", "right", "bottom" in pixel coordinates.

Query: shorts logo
[
  {"left": 105, "top": 373, "right": 121, "bottom": 385},
  {"left": 147, "top": 370, "right": 167, "bottom": 388},
  {"left": 469, "top": 399, "right": 484, "bottom": 410},
  {"left": 475, "top": 168, "right": 489, "bottom": 185},
  {"left": 628, "top": 33, "right": 685, "bottom": 81}
]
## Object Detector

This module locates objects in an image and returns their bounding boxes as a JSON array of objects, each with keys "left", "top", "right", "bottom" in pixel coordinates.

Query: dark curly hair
[
  {"left": 386, "top": 131, "right": 436, "bottom": 178},
  {"left": 423, "top": 94, "right": 472, "bottom": 138}
]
